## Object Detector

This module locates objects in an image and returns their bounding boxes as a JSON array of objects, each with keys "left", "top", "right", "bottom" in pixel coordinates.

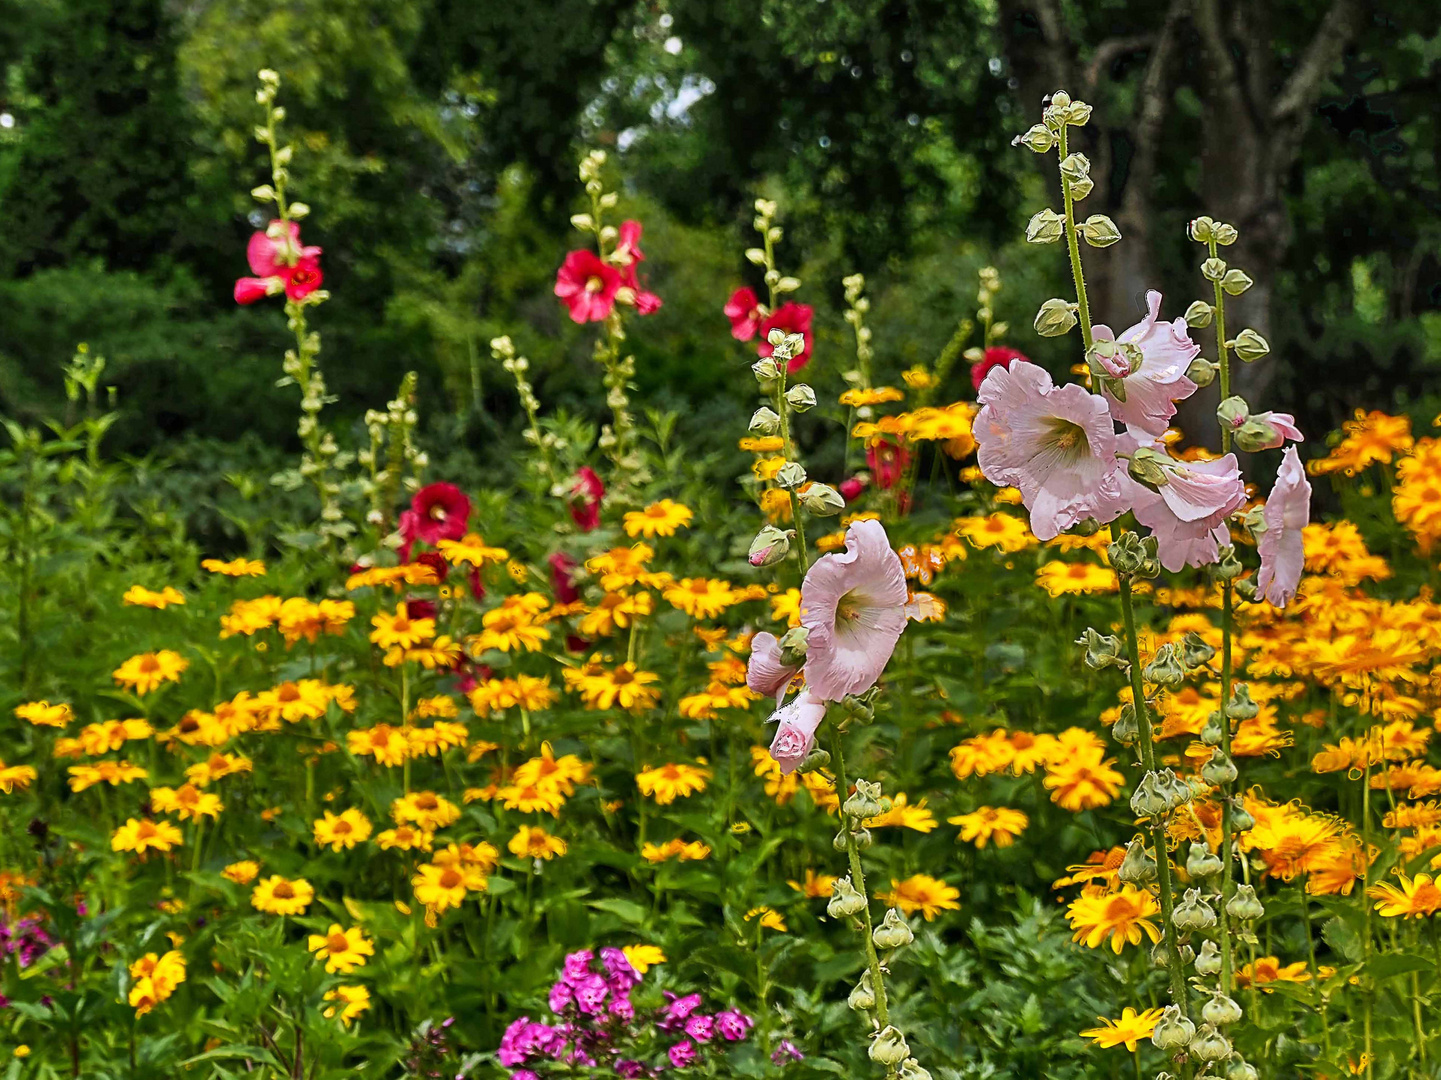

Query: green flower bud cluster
[{"left": 1107, "top": 531, "right": 1161, "bottom": 578}]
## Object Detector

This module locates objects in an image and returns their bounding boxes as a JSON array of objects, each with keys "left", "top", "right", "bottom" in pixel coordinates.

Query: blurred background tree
[{"left": 0, "top": 0, "right": 1434, "bottom": 479}]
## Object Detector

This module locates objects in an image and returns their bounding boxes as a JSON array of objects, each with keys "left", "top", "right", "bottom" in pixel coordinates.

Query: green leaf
[
  {"left": 585, "top": 897, "right": 648, "bottom": 924},
  {"left": 1366, "top": 952, "right": 1434, "bottom": 980},
  {"left": 1322, "top": 916, "right": 1364, "bottom": 963}
]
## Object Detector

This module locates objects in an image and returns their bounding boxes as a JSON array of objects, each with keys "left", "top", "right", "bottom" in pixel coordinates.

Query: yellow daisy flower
[{"left": 623, "top": 499, "right": 695, "bottom": 538}]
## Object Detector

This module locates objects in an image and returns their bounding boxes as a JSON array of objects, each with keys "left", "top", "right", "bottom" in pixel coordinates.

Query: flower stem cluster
[
  {"left": 359, "top": 372, "right": 425, "bottom": 530},
  {"left": 491, "top": 335, "right": 562, "bottom": 490}
]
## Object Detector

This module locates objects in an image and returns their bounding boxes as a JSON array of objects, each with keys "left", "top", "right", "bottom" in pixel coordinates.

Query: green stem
[
  {"left": 1057, "top": 126, "right": 1093, "bottom": 349},
  {"left": 1301, "top": 888, "right": 1332, "bottom": 1057},
  {"left": 828, "top": 727, "right": 890, "bottom": 1029}
]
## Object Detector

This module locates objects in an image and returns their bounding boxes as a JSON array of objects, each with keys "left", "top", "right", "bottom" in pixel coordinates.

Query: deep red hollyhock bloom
[
  {"left": 549, "top": 552, "right": 581, "bottom": 604},
  {"left": 468, "top": 567, "right": 486, "bottom": 602},
  {"left": 971, "top": 345, "right": 1028, "bottom": 392},
  {"left": 757, "top": 302, "right": 814, "bottom": 372},
  {"left": 569, "top": 467, "right": 605, "bottom": 532},
  {"left": 615, "top": 221, "right": 662, "bottom": 315},
  {"left": 555, "top": 250, "right": 622, "bottom": 324},
  {"left": 413, "top": 551, "right": 449, "bottom": 581},
  {"left": 723, "top": 287, "right": 763, "bottom": 341},
  {"left": 866, "top": 438, "right": 912, "bottom": 491},
  {"left": 406, "top": 598, "right": 438, "bottom": 621},
  {"left": 408, "top": 483, "right": 471, "bottom": 546},
  {"left": 234, "top": 221, "right": 323, "bottom": 305},
  {"left": 838, "top": 475, "right": 869, "bottom": 502}
]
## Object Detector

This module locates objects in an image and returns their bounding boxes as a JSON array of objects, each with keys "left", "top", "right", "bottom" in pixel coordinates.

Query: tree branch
[
  {"left": 1192, "top": 0, "right": 1249, "bottom": 125},
  {"left": 1082, "top": 34, "right": 1154, "bottom": 97},
  {"left": 1119, "top": 0, "right": 1188, "bottom": 217},
  {"left": 1271, "top": 0, "right": 1364, "bottom": 122}
]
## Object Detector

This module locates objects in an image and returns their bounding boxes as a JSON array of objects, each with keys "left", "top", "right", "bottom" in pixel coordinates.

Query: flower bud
[
  {"left": 1118, "top": 836, "right": 1157, "bottom": 885},
  {"left": 1137, "top": 535, "right": 1162, "bottom": 579},
  {"left": 833, "top": 829, "right": 851, "bottom": 852},
  {"left": 1068, "top": 174, "right": 1094, "bottom": 200},
  {"left": 1186, "top": 357, "right": 1218, "bottom": 388},
  {"left": 1034, "top": 298, "right": 1078, "bottom": 337},
  {"left": 1201, "top": 257, "right": 1227, "bottom": 282},
  {"left": 749, "top": 407, "right": 781, "bottom": 435},
  {"left": 1026, "top": 208, "right": 1065, "bottom": 244},
  {"left": 1213, "top": 222, "right": 1238, "bottom": 246},
  {"left": 899, "top": 1058, "right": 932, "bottom": 1080},
  {"left": 1049, "top": 90, "right": 1072, "bottom": 108},
  {"left": 1229, "top": 800, "right": 1256, "bottom": 834},
  {"left": 1189, "top": 216, "right": 1216, "bottom": 243},
  {"left": 873, "top": 908, "right": 915, "bottom": 950},
  {"left": 1194, "top": 938, "right": 1222, "bottom": 977},
  {"left": 1210, "top": 545, "right": 1243, "bottom": 582},
  {"left": 1014, "top": 124, "right": 1055, "bottom": 153},
  {"left": 1185, "top": 841, "right": 1223, "bottom": 879},
  {"left": 1125, "top": 446, "right": 1170, "bottom": 491},
  {"left": 1172, "top": 888, "right": 1217, "bottom": 931},
  {"left": 1063, "top": 100, "right": 1093, "bottom": 126},
  {"left": 869, "top": 1026, "right": 910, "bottom": 1067},
  {"left": 745, "top": 247, "right": 767, "bottom": 266},
  {"left": 827, "top": 876, "right": 867, "bottom": 918},
  {"left": 1221, "top": 268, "right": 1253, "bottom": 295},
  {"left": 1234, "top": 576, "right": 1258, "bottom": 603},
  {"left": 1226, "top": 884, "right": 1265, "bottom": 921},
  {"left": 1106, "top": 530, "right": 1150, "bottom": 575},
  {"left": 851, "top": 826, "right": 873, "bottom": 850},
  {"left": 775, "top": 462, "right": 807, "bottom": 490},
  {"left": 1150, "top": 1005, "right": 1194, "bottom": 1050},
  {"left": 1230, "top": 328, "right": 1270, "bottom": 362},
  {"left": 1183, "top": 300, "right": 1214, "bottom": 328},
  {"left": 1216, "top": 395, "right": 1250, "bottom": 430},
  {"left": 1227, "top": 684, "right": 1259, "bottom": 720},
  {"left": 798, "top": 745, "right": 830, "bottom": 774},
  {"left": 1143, "top": 644, "right": 1186, "bottom": 689},
  {"left": 1180, "top": 631, "right": 1216, "bottom": 670},
  {"left": 752, "top": 356, "right": 782, "bottom": 392},
  {"left": 1130, "top": 772, "right": 1170, "bottom": 819},
  {"left": 1200, "top": 749, "right": 1238, "bottom": 787},
  {"left": 1111, "top": 703, "right": 1138, "bottom": 745},
  {"left": 1188, "top": 1024, "right": 1232, "bottom": 1063},
  {"left": 796, "top": 484, "right": 843, "bottom": 520},
  {"left": 748, "top": 525, "right": 791, "bottom": 567},
  {"left": 1076, "top": 627, "right": 1126, "bottom": 670},
  {"left": 785, "top": 384, "right": 817, "bottom": 412},
  {"left": 844, "top": 779, "right": 885, "bottom": 820},
  {"left": 1227, "top": 1062, "right": 1258, "bottom": 1080},
  {"left": 1059, "top": 153, "right": 1090, "bottom": 184},
  {"left": 1200, "top": 711, "right": 1224, "bottom": 747},
  {"left": 848, "top": 972, "right": 876, "bottom": 1012},
  {"left": 1079, "top": 214, "right": 1122, "bottom": 248},
  {"left": 778, "top": 625, "right": 810, "bottom": 663},
  {"left": 1159, "top": 769, "right": 1196, "bottom": 810},
  {"left": 1150, "top": 940, "right": 1171, "bottom": 969},
  {"left": 1202, "top": 992, "right": 1243, "bottom": 1028},
  {"left": 1234, "top": 417, "right": 1281, "bottom": 453}
]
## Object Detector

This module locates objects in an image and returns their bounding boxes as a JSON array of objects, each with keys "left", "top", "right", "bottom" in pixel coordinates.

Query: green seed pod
[
  {"left": 1186, "top": 841, "right": 1223, "bottom": 879},
  {"left": 1194, "top": 938, "right": 1223, "bottom": 977},
  {"left": 1143, "top": 643, "right": 1186, "bottom": 689},
  {"left": 1200, "top": 711, "right": 1224, "bottom": 747},
  {"left": 1181, "top": 631, "right": 1216, "bottom": 669},
  {"left": 1172, "top": 887, "right": 1217, "bottom": 931},
  {"left": 869, "top": 1026, "right": 910, "bottom": 1066},
  {"left": 1118, "top": 836, "right": 1157, "bottom": 885},
  {"left": 1150, "top": 1005, "right": 1195, "bottom": 1050},
  {"left": 873, "top": 908, "right": 915, "bottom": 950},
  {"left": 1188, "top": 1024, "right": 1232, "bottom": 1063},
  {"left": 1228, "top": 685, "right": 1260, "bottom": 720},
  {"left": 1130, "top": 773, "right": 1170, "bottom": 819},
  {"left": 1202, "top": 992, "right": 1243, "bottom": 1028},
  {"left": 1112, "top": 703, "right": 1139, "bottom": 746},
  {"left": 1200, "top": 749, "right": 1238, "bottom": 787},
  {"left": 847, "top": 972, "right": 876, "bottom": 1012},
  {"left": 826, "top": 876, "right": 868, "bottom": 918},
  {"left": 1226, "top": 884, "right": 1265, "bottom": 921}
]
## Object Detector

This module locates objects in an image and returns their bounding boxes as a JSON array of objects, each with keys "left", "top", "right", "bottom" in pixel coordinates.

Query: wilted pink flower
[
  {"left": 234, "top": 220, "right": 323, "bottom": 304},
  {"left": 771, "top": 1040, "right": 804, "bottom": 1065},
  {"left": 757, "top": 302, "right": 814, "bottom": 372},
  {"left": 1092, "top": 291, "right": 1199, "bottom": 436},
  {"left": 724, "top": 287, "right": 763, "bottom": 341},
  {"left": 799, "top": 518, "right": 908, "bottom": 701},
  {"left": 569, "top": 467, "right": 605, "bottom": 532},
  {"left": 974, "top": 360, "right": 1123, "bottom": 541},
  {"left": 971, "top": 345, "right": 1026, "bottom": 392},
  {"left": 407, "top": 482, "right": 471, "bottom": 546},
  {"left": 767, "top": 689, "right": 827, "bottom": 774},
  {"left": 865, "top": 438, "right": 911, "bottom": 490},
  {"left": 1122, "top": 434, "right": 1247, "bottom": 573},
  {"left": 1257, "top": 446, "right": 1311, "bottom": 608},
  {"left": 745, "top": 631, "right": 800, "bottom": 699},
  {"left": 555, "top": 250, "right": 621, "bottom": 324}
]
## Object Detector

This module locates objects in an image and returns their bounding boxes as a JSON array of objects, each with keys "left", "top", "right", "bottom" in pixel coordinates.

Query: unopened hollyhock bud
[
  {"left": 1213, "top": 222, "right": 1238, "bottom": 246},
  {"left": 1200, "top": 712, "right": 1224, "bottom": 747},
  {"left": 1014, "top": 124, "right": 1055, "bottom": 153},
  {"left": 1210, "top": 545, "right": 1242, "bottom": 581},
  {"left": 847, "top": 972, "right": 876, "bottom": 1012},
  {"left": 1189, "top": 1024, "right": 1232, "bottom": 1062},
  {"left": 1235, "top": 410, "right": 1303, "bottom": 452},
  {"left": 1203, "top": 992, "right": 1243, "bottom": 1028},
  {"left": 1227, "top": 684, "right": 1259, "bottom": 720},
  {"left": 1186, "top": 357, "right": 1217, "bottom": 388},
  {"left": 1220, "top": 268, "right": 1253, "bottom": 295},
  {"left": 1216, "top": 395, "right": 1250, "bottom": 430},
  {"left": 1231, "top": 328, "right": 1270, "bottom": 362},
  {"left": 1183, "top": 300, "right": 1214, "bottom": 327},
  {"left": 1194, "top": 938, "right": 1223, "bottom": 977},
  {"left": 1143, "top": 644, "right": 1186, "bottom": 689},
  {"left": 1150, "top": 1005, "right": 1194, "bottom": 1050},
  {"left": 1079, "top": 214, "right": 1121, "bottom": 247},
  {"left": 1227, "top": 1062, "right": 1258, "bottom": 1080},
  {"left": 1049, "top": 89, "right": 1072, "bottom": 108},
  {"left": 1068, "top": 173, "right": 1094, "bottom": 199},
  {"left": 1201, "top": 257, "right": 1227, "bottom": 281},
  {"left": 1112, "top": 703, "right": 1138, "bottom": 745},
  {"left": 873, "top": 908, "right": 914, "bottom": 950},
  {"left": 1026, "top": 208, "right": 1064, "bottom": 244},
  {"left": 752, "top": 357, "right": 781, "bottom": 392},
  {"left": 1226, "top": 884, "right": 1265, "bottom": 921},
  {"left": 1200, "top": 749, "right": 1239, "bottom": 786},
  {"left": 1059, "top": 153, "right": 1090, "bottom": 184},
  {"left": 1151, "top": 940, "right": 1171, "bottom": 969},
  {"left": 797, "top": 745, "right": 830, "bottom": 774},
  {"left": 1034, "top": 298, "right": 1078, "bottom": 337},
  {"left": 1189, "top": 216, "right": 1216, "bottom": 242},
  {"left": 1118, "top": 836, "right": 1156, "bottom": 884},
  {"left": 869, "top": 1026, "right": 910, "bottom": 1066},
  {"left": 800, "top": 483, "right": 845, "bottom": 516},
  {"left": 785, "top": 384, "right": 817, "bottom": 412},
  {"left": 1106, "top": 531, "right": 1149, "bottom": 574},
  {"left": 1186, "top": 841, "right": 1223, "bottom": 879},
  {"left": 1076, "top": 627, "right": 1126, "bottom": 670},
  {"left": 899, "top": 1058, "right": 932, "bottom": 1080},
  {"left": 1234, "top": 576, "right": 1259, "bottom": 602},
  {"left": 1181, "top": 631, "right": 1216, "bottom": 670},
  {"left": 775, "top": 462, "right": 807, "bottom": 490},
  {"left": 749, "top": 407, "right": 781, "bottom": 435},
  {"left": 1063, "top": 100, "right": 1093, "bottom": 125},
  {"left": 827, "top": 876, "right": 867, "bottom": 918},
  {"left": 749, "top": 525, "right": 791, "bottom": 567},
  {"left": 1158, "top": 769, "right": 1196, "bottom": 810},
  {"left": 1172, "top": 888, "right": 1217, "bottom": 932}
]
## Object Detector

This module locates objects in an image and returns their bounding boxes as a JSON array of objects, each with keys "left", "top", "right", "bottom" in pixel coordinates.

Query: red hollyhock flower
[
  {"left": 412, "top": 552, "right": 449, "bottom": 581},
  {"left": 757, "top": 302, "right": 814, "bottom": 372},
  {"left": 407, "top": 483, "right": 471, "bottom": 546},
  {"left": 406, "top": 598, "right": 438, "bottom": 621},
  {"left": 555, "top": 250, "right": 622, "bottom": 324},
  {"left": 971, "top": 345, "right": 1028, "bottom": 392},
  {"left": 866, "top": 438, "right": 912, "bottom": 491},
  {"left": 616, "top": 221, "right": 662, "bottom": 315},
  {"left": 234, "top": 220, "right": 323, "bottom": 305},
  {"left": 549, "top": 552, "right": 581, "bottom": 604},
  {"left": 838, "top": 475, "right": 868, "bottom": 502},
  {"left": 569, "top": 467, "right": 605, "bottom": 532},
  {"left": 724, "top": 287, "right": 763, "bottom": 341}
]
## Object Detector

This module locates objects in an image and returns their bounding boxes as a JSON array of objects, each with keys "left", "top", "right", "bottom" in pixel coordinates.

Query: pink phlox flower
[
  {"left": 1092, "top": 291, "right": 1199, "bottom": 436},
  {"left": 660, "top": 992, "right": 703, "bottom": 1030},
  {"left": 684, "top": 1015, "right": 715, "bottom": 1043},
  {"left": 668, "top": 1041, "right": 697, "bottom": 1069},
  {"left": 715, "top": 1009, "right": 754, "bottom": 1042},
  {"left": 1257, "top": 445, "right": 1311, "bottom": 608},
  {"left": 798, "top": 518, "right": 908, "bottom": 701},
  {"left": 974, "top": 359, "right": 1123, "bottom": 541},
  {"left": 600, "top": 946, "right": 641, "bottom": 991},
  {"left": 572, "top": 973, "right": 610, "bottom": 1015}
]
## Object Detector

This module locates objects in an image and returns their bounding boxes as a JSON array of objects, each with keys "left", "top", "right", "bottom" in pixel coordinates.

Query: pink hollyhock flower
[
  {"left": 234, "top": 220, "right": 323, "bottom": 305},
  {"left": 971, "top": 345, "right": 1026, "bottom": 392},
  {"left": 615, "top": 220, "right": 662, "bottom": 315},
  {"left": 865, "top": 438, "right": 911, "bottom": 490},
  {"left": 1232, "top": 409, "right": 1304, "bottom": 451},
  {"left": 766, "top": 689, "right": 827, "bottom": 774},
  {"left": 1121, "top": 434, "right": 1247, "bottom": 573},
  {"left": 1257, "top": 446, "right": 1311, "bottom": 608},
  {"left": 568, "top": 467, "right": 604, "bottom": 532},
  {"left": 555, "top": 250, "right": 622, "bottom": 324},
  {"left": 724, "top": 287, "right": 763, "bottom": 341},
  {"left": 974, "top": 360, "right": 1124, "bottom": 541},
  {"left": 408, "top": 483, "right": 471, "bottom": 546},
  {"left": 799, "top": 518, "right": 909, "bottom": 701},
  {"left": 757, "top": 302, "right": 814, "bottom": 372},
  {"left": 746, "top": 631, "right": 801, "bottom": 699},
  {"left": 1091, "top": 291, "right": 1199, "bottom": 436},
  {"left": 838, "top": 475, "right": 868, "bottom": 502},
  {"left": 549, "top": 552, "right": 581, "bottom": 604}
]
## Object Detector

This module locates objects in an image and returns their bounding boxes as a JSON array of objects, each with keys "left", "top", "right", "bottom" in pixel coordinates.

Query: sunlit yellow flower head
[
  {"left": 14, "top": 700, "right": 72, "bottom": 727},
  {"left": 251, "top": 875, "right": 314, "bottom": 915},
  {"left": 307, "top": 925, "right": 375, "bottom": 973},
  {"left": 201, "top": 557, "right": 266, "bottom": 577},
  {"left": 635, "top": 762, "right": 711, "bottom": 805},
  {"left": 122, "top": 585, "right": 186, "bottom": 609},
  {"left": 876, "top": 874, "right": 960, "bottom": 921},
  {"left": 1079, "top": 1007, "right": 1165, "bottom": 1052},
  {"left": 623, "top": 499, "right": 694, "bottom": 538},
  {"left": 1066, "top": 886, "right": 1160, "bottom": 953},
  {"left": 313, "top": 808, "right": 373, "bottom": 851},
  {"left": 111, "top": 817, "right": 183, "bottom": 855},
  {"left": 948, "top": 806, "right": 1029, "bottom": 848},
  {"left": 113, "top": 651, "right": 188, "bottom": 695}
]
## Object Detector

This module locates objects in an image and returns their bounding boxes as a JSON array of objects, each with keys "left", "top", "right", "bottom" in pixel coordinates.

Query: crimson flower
[
  {"left": 866, "top": 439, "right": 911, "bottom": 491},
  {"left": 616, "top": 221, "right": 662, "bottom": 315},
  {"left": 569, "top": 467, "right": 605, "bottom": 532},
  {"left": 549, "top": 552, "right": 581, "bottom": 604},
  {"left": 838, "top": 475, "right": 868, "bottom": 502},
  {"left": 406, "top": 483, "right": 471, "bottom": 547},
  {"left": 555, "top": 250, "right": 622, "bottom": 324},
  {"left": 756, "top": 302, "right": 813, "bottom": 372},
  {"left": 970, "top": 345, "right": 1027, "bottom": 392},
  {"left": 724, "top": 287, "right": 763, "bottom": 341},
  {"left": 234, "top": 221, "right": 323, "bottom": 305}
]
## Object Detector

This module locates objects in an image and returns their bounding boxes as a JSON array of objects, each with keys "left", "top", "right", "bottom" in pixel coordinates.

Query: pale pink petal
[
  {"left": 746, "top": 632, "right": 801, "bottom": 699},
  {"left": 1257, "top": 446, "right": 1310, "bottom": 608},
  {"left": 1102, "top": 291, "right": 1200, "bottom": 436},
  {"left": 767, "top": 690, "right": 828, "bottom": 774}
]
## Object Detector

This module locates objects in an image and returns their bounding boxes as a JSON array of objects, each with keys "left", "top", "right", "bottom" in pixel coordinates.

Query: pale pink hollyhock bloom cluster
[
  {"left": 748, "top": 519, "right": 909, "bottom": 773},
  {"left": 1257, "top": 446, "right": 1311, "bottom": 607},
  {"left": 973, "top": 291, "right": 1311, "bottom": 588}
]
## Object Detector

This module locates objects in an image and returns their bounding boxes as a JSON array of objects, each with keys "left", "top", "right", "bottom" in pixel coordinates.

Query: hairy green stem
[
  {"left": 829, "top": 727, "right": 891, "bottom": 1029},
  {"left": 1057, "top": 126, "right": 1094, "bottom": 349}
]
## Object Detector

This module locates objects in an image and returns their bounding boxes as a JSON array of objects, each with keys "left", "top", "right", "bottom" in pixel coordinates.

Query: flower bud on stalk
[
  {"left": 844, "top": 779, "right": 885, "bottom": 821},
  {"left": 1185, "top": 842, "right": 1223, "bottom": 879},
  {"left": 872, "top": 908, "right": 915, "bottom": 950},
  {"left": 1026, "top": 208, "right": 1065, "bottom": 243},
  {"left": 1230, "top": 328, "right": 1270, "bottom": 362},
  {"left": 1111, "top": 703, "right": 1138, "bottom": 745},
  {"left": 827, "top": 876, "right": 868, "bottom": 918},
  {"left": 1034, "top": 298, "right": 1078, "bottom": 337},
  {"left": 1150, "top": 1006, "right": 1195, "bottom": 1050},
  {"left": 848, "top": 972, "right": 876, "bottom": 1012},
  {"left": 1076, "top": 627, "right": 1126, "bottom": 670},
  {"left": 1200, "top": 749, "right": 1238, "bottom": 787},
  {"left": 800, "top": 483, "right": 845, "bottom": 516},
  {"left": 1202, "top": 992, "right": 1243, "bottom": 1028},
  {"left": 1118, "top": 836, "right": 1157, "bottom": 884},
  {"left": 1200, "top": 711, "right": 1224, "bottom": 747},
  {"left": 1227, "top": 684, "right": 1259, "bottom": 719},
  {"left": 778, "top": 625, "right": 810, "bottom": 663},
  {"left": 1172, "top": 888, "right": 1217, "bottom": 931},
  {"left": 1226, "top": 884, "right": 1265, "bottom": 921},
  {"left": 748, "top": 525, "right": 791, "bottom": 567},
  {"left": 785, "top": 383, "right": 817, "bottom": 412},
  {"left": 1143, "top": 644, "right": 1186, "bottom": 688},
  {"left": 898, "top": 1058, "right": 932, "bottom": 1080},
  {"left": 1229, "top": 800, "right": 1256, "bottom": 834},
  {"left": 797, "top": 745, "right": 831, "bottom": 774},
  {"left": 1130, "top": 773, "right": 1170, "bottom": 819},
  {"left": 1184, "top": 300, "right": 1214, "bottom": 328},
  {"left": 749, "top": 407, "right": 781, "bottom": 435},
  {"left": 1188, "top": 1025, "right": 1232, "bottom": 1063},
  {"left": 775, "top": 462, "right": 807, "bottom": 490},
  {"left": 1180, "top": 631, "right": 1216, "bottom": 670},
  {"left": 869, "top": 1026, "right": 910, "bottom": 1066},
  {"left": 752, "top": 357, "right": 782, "bottom": 393},
  {"left": 1227, "top": 1060, "right": 1259, "bottom": 1080},
  {"left": 1186, "top": 357, "right": 1218, "bottom": 387},
  {"left": 1194, "top": 939, "right": 1223, "bottom": 977}
]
